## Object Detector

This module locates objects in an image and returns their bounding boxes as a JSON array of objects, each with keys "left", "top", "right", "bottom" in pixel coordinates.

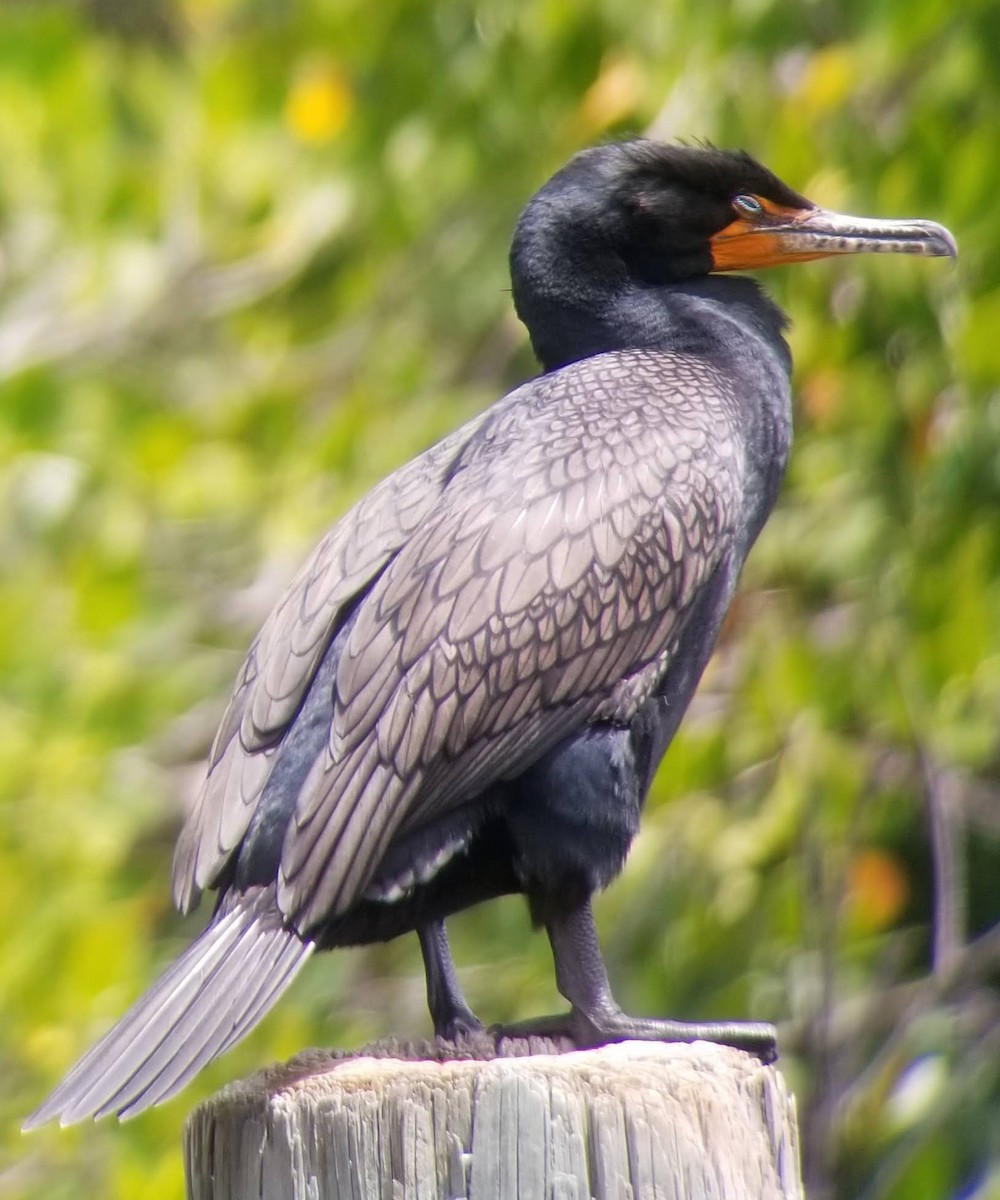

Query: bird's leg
[
  {"left": 498, "top": 899, "right": 777, "bottom": 1061},
  {"left": 417, "top": 921, "right": 483, "bottom": 1040}
]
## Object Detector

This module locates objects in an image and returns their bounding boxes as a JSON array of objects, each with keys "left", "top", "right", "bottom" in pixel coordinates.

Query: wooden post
[{"left": 184, "top": 1035, "right": 803, "bottom": 1199}]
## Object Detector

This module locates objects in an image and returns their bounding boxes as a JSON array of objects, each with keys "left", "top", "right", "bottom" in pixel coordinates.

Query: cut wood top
[{"left": 185, "top": 1038, "right": 804, "bottom": 1200}]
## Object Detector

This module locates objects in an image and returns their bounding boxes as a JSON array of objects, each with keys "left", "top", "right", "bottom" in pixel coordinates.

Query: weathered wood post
[{"left": 184, "top": 1035, "right": 803, "bottom": 1199}]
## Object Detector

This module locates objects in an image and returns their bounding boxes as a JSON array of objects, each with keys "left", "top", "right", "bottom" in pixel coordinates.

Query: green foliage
[{"left": 1, "top": 1, "right": 996, "bottom": 1197}]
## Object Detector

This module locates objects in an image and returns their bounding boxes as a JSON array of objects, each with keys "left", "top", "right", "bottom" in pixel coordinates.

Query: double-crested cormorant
[{"left": 26, "top": 140, "right": 955, "bottom": 1126}]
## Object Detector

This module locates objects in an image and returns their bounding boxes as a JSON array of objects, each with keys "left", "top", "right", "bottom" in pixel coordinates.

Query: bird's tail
[{"left": 24, "top": 887, "right": 313, "bottom": 1127}]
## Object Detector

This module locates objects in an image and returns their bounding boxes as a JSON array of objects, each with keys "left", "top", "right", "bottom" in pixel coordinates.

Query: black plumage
[{"left": 26, "top": 139, "right": 955, "bottom": 1127}]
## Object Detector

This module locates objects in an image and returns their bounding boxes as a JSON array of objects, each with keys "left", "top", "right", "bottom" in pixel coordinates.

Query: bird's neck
[
  {"left": 518, "top": 273, "right": 794, "bottom": 545},
  {"left": 520, "top": 274, "right": 790, "bottom": 376}
]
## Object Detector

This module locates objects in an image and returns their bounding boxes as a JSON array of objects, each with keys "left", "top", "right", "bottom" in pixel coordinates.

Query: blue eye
[{"left": 733, "top": 194, "right": 763, "bottom": 216}]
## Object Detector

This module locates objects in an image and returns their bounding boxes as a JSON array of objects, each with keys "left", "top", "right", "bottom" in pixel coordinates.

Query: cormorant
[{"left": 26, "top": 140, "right": 955, "bottom": 1126}]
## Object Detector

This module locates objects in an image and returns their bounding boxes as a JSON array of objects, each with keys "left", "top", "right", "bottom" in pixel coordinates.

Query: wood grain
[{"left": 184, "top": 1037, "right": 803, "bottom": 1199}]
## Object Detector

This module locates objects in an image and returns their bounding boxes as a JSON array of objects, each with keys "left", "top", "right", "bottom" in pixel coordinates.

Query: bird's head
[
  {"left": 510, "top": 139, "right": 955, "bottom": 367},
  {"left": 515, "top": 139, "right": 956, "bottom": 284}
]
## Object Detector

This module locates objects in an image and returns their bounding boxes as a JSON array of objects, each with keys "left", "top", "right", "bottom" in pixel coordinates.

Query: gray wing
[
  {"left": 172, "top": 407, "right": 500, "bottom": 912},
  {"left": 277, "top": 350, "right": 748, "bottom": 931}
]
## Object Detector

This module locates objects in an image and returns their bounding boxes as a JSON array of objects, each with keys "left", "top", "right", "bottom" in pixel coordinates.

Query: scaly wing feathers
[
  {"left": 278, "top": 351, "right": 746, "bottom": 928},
  {"left": 171, "top": 413, "right": 496, "bottom": 911}
]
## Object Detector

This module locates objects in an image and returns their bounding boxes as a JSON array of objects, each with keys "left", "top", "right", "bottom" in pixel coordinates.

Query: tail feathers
[{"left": 24, "top": 888, "right": 313, "bottom": 1128}]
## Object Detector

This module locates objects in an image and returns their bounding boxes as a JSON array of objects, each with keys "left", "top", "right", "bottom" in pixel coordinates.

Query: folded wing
[{"left": 276, "top": 351, "right": 748, "bottom": 930}]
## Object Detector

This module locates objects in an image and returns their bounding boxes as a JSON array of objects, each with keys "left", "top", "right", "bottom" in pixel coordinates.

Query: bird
[{"left": 25, "top": 139, "right": 956, "bottom": 1127}]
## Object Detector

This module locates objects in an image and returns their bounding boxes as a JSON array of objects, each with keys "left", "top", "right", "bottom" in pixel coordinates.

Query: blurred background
[{"left": 1, "top": 0, "right": 997, "bottom": 1197}]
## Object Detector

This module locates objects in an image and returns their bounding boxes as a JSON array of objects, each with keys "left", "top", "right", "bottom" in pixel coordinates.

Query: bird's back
[{"left": 175, "top": 347, "right": 768, "bottom": 938}]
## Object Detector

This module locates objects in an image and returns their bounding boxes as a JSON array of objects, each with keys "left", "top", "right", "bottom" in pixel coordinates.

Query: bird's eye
[{"left": 733, "top": 194, "right": 764, "bottom": 216}]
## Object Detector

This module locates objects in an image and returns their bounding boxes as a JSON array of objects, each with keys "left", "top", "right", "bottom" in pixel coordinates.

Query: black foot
[
  {"left": 417, "top": 921, "right": 484, "bottom": 1042},
  {"left": 435, "top": 1009, "right": 485, "bottom": 1042},
  {"left": 528, "top": 899, "right": 778, "bottom": 1063},
  {"left": 494, "top": 1008, "right": 777, "bottom": 1063}
]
